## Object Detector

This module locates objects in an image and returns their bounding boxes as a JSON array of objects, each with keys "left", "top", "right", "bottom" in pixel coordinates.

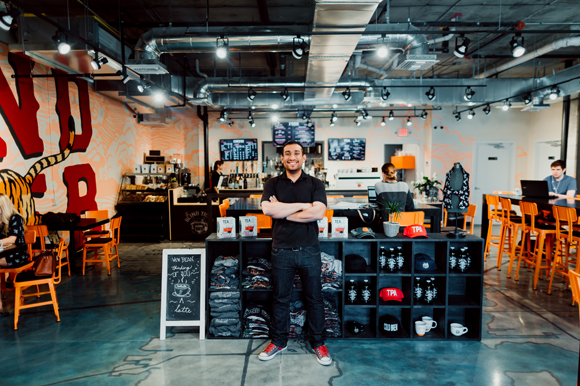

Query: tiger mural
[{"left": 0, "top": 116, "right": 76, "bottom": 225}]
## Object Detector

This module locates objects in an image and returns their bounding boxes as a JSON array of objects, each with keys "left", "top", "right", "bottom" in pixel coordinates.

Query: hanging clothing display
[{"left": 443, "top": 163, "right": 470, "bottom": 210}]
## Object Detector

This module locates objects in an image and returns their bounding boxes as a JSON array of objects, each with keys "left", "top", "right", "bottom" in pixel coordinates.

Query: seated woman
[
  {"left": 375, "top": 163, "right": 415, "bottom": 212},
  {"left": 0, "top": 194, "right": 29, "bottom": 315}
]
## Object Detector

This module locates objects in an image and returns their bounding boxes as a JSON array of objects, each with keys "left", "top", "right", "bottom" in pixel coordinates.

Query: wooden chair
[
  {"left": 496, "top": 198, "right": 523, "bottom": 274},
  {"left": 442, "top": 204, "right": 477, "bottom": 235},
  {"left": 547, "top": 206, "right": 579, "bottom": 294},
  {"left": 391, "top": 211, "right": 424, "bottom": 226},
  {"left": 568, "top": 269, "right": 580, "bottom": 308},
  {"left": 245, "top": 213, "right": 272, "bottom": 233},
  {"left": 13, "top": 238, "right": 64, "bottom": 330},
  {"left": 0, "top": 230, "right": 36, "bottom": 298},
  {"left": 249, "top": 195, "right": 262, "bottom": 198},
  {"left": 82, "top": 210, "right": 110, "bottom": 240},
  {"left": 82, "top": 216, "right": 122, "bottom": 276},
  {"left": 515, "top": 201, "right": 557, "bottom": 290},
  {"left": 219, "top": 199, "right": 230, "bottom": 217},
  {"left": 28, "top": 224, "right": 71, "bottom": 278},
  {"left": 484, "top": 195, "right": 504, "bottom": 262}
]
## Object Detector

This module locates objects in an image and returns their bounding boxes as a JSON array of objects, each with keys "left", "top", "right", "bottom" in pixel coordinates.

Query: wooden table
[
  {"left": 45, "top": 217, "right": 110, "bottom": 274},
  {"left": 227, "top": 197, "right": 442, "bottom": 233}
]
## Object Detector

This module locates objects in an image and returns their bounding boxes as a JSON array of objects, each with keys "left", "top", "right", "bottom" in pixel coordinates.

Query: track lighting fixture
[
  {"left": 356, "top": 112, "right": 363, "bottom": 121},
  {"left": 306, "top": 119, "right": 313, "bottom": 127},
  {"left": 342, "top": 87, "right": 351, "bottom": 101},
  {"left": 406, "top": 117, "right": 412, "bottom": 127},
  {"left": 153, "top": 91, "right": 164, "bottom": 103},
  {"left": 355, "top": 119, "right": 361, "bottom": 127},
  {"left": 137, "top": 82, "right": 150, "bottom": 93},
  {"left": 454, "top": 35, "right": 470, "bottom": 58},
  {"left": 292, "top": 36, "right": 307, "bottom": 60},
  {"left": 523, "top": 94, "right": 532, "bottom": 105},
  {"left": 509, "top": 33, "right": 526, "bottom": 58},
  {"left": 0, "top": 8, "right": 20, "bottom": 31},
  {"left": 467, "top": 109, "right": 475, "bottom": 119},
  {"left": 52, "top": 31, "right": 71, "bottom": 55},
  {"left": 247, "top": 87, "right": 257, "bottom": 102},
  {"left": 376, "top": 35, "right": 389, "bottom": 58},
  {"left": 502, "top": 99, "right": 511, "bottom": 111},
  {"left": 483, "top": 104, "right": 491, "bottom": 115},
  {"left": 271, "top": 114, "right": 279, "bottom": 123},
  {"left": 216, "top": 37, "right": 228, "bottom": 59},
  {"left": 116, "top": 70, "right": 130, "bottom": 84},
  {"left": 228, "top": 120, "right": 235, "bottom": 127},
  {"left": 421, "top": 110, "right": 428, "bottom": 120},
  {"left": 549, "top": 86, "right": 560, "bottom": 100},
  {"left": 90, "top": 53, "right": 108, "bottom": 70},
  {"left": 271, "top": 104, "right": 279, "bottom": 109},
  {"left": 330, "top": 118, "right": 335, "bottom": 127},
  {"left": 302, "top": 113, "right": 308, "bottom": 120},
  {"left": 280, "top": 87, "right": 290, "bottom": 101},
  {"left": 464, "top": 86, "right": 475, "bottom": 101},
  {"left": 362, "top": 109, "right": 372, "bottom": 120},
  {"left": 219, "top": 110, "right": 228, "bottom": 122},
  {"left": 380, "top": 117, "right": 386, "bottom": 127},
  {"left": 425, "top": 87, "right": 436, "bottom": 101},
  {"left": 388, "top": 110, "right": 395, "bottom": 120},
  {"left": 455, "top": 112, "right": 461, "bottom": 121},
  {"left": 331, "top": 111, "right": 338, "bottom": 122},
  {"left": 380, "top": 87, "right": 390, "bottom": 101},
  {"left": 248, "top": 112, "right": 255, "bottom": 127}
]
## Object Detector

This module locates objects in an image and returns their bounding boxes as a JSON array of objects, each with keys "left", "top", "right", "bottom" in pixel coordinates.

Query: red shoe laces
[
  {"left": 265, "top": 343, "right": 278, "bottom": 353},
  {"left": 316, "top": 346, "right": 329, "bottom": 356}
]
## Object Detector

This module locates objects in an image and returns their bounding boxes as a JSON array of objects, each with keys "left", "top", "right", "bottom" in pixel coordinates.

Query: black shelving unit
[{"left": 205, "top": 233, "right": 484, "bottom": 340}]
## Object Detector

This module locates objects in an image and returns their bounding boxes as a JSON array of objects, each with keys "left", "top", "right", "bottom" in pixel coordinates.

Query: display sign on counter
[
  {"left": 220, "top": 139, "right": 258, "bottom": 161},
  {"left": 272, "top": 122, "right": 315, "bottom": 147},
  {"left": 160, "top": 249, "right": 206, "bottom": 340},
  {"left": 328, "top": 138, "right": 366, "bottom": 160}
]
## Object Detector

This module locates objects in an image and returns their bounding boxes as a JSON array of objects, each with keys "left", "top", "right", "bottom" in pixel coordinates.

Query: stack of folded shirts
[
  {"left": 242, "top": 258, "right": 273, "bottom": 289},
  {"left": 242, "top": 302, "right": 271, "bottom": 338},
  {"left": 323, "top": 293, "right": 341, "bottom": 337},
  {"left": 209, "top": 291, "right": 241, "bottom": 337},
  {"left": 321, "top": 252, "right": 342, "bottom": 291},
  {"left": 289, "top": 300, "right": 306, "bottom": 338},
  {"left": 210, "top": 255, "right": 240, "bottom": 289}
]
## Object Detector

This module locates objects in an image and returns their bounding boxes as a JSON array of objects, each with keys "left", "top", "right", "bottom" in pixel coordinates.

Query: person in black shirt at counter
[
  {"left": 543, "top": 159, "right": 577, "bottom": 198},
  {"left": 210, "top": 160, "right": 224, "bottom": 190},
  {"left": 259, "top": 140, "right": 332, "bottom": 366}
]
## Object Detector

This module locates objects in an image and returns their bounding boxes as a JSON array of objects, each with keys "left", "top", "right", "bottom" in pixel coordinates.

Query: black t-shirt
[
  {"left": 262, "top": 171, "right": 327, "bottom": 249},
  {"left": 211, "top": 171, "right": 221, "bottom": 189}
]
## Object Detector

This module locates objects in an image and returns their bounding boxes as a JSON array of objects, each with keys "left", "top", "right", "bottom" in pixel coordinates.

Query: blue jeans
[{"left": 270, "top": 245, "right": 325, "bottom": 349}]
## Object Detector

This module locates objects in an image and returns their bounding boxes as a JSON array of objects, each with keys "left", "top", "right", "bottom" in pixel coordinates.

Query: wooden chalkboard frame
[{"left": 160, "top": 249, "right": 206, "bottom": 340}]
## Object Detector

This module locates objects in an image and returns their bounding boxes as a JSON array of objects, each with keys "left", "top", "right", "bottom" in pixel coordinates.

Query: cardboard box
[
  {"left": 133, "top": 164, "right": 141, "bottom": 173},
  {"left": 239, "top": 216, "right": 258, "bottom": 238},
  {"left": 165, "top": 165, "right": 174, "bottom": 173},
  {"left": 331, "top": 217, "right": 348, "bottom": 238},
  {"left": 150, "top": 164, "right": 158, "bottom": 173},
  {"left": 317, "top": 218, "right": 328, "bottom": 238},
  {"left": 157, "top": 164, "right": 165, "bottom": 173},
  {"left": 141, "top": 164, "right": 150, "bottom": 173},
  {"left": 217, "top": 217, "right": 236, "bottom": 239}
]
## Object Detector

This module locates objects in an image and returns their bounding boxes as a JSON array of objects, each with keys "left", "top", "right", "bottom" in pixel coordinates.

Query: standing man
[
  {"left": 259, "top": 141, "right": 331, "bottom": 366},
  {"left": 543, "top": 160, "right": 577, "bottom": 198}
]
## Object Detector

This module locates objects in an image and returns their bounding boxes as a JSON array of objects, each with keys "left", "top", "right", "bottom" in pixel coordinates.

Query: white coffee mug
[
  {"left": 514, "top": 188, "right": 522, "bottom": 196},
  {"left": 415, "top": 321, "right": 427, "bottom": 336},
  {"left": 450, "top": 323, "right": 468, "bottom": 336},
  {"left": 422, "top": 316, "right": 437, "bottom": 332}
]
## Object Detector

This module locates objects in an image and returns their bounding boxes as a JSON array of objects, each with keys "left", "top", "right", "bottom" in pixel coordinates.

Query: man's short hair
[
  {"left": 551, "top": 159, "right": 566, "bottom": 169},
  {"left": 283, "top": 140, "right": 304, "bottom": 155}
]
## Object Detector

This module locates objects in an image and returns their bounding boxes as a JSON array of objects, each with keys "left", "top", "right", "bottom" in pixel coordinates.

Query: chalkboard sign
[
  {"left": 220, "top": 139, "right": 258, "bottom": 161},
  {"left": 328, "top": 138, "right": 366, "bottom": 160},
  {"left": 160, "top": 249, "right": 206, "bottom": 340},
  {"left": 272, "top": 122, "right": 315, "bottom": 147}
]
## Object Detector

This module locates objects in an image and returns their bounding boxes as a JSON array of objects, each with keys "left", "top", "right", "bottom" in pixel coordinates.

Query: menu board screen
[
  {"left": 328, "top": 138, "right": 366, "bottom": 161},
  {"left": 220, "top": 139, "right": 258, "bottom": 161},
  {"left": 272, "top": 122, "right": 315, "bottom": 147}
]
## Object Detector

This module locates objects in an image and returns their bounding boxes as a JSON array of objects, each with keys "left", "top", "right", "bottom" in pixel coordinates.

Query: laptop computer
[
  {"left": 520, "top": 180, "right": 550, "bottom": 198},
  {"left": 367, "top": 186, "right": 377, "bottom": 203}
]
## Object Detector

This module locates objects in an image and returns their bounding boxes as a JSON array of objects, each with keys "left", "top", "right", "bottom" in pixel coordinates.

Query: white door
[
  {"left": 534, "top": 140, "right": 561, "bottom": 180},
  {"left": 472, "top": 141, "right": 516, "bottom": 224}
]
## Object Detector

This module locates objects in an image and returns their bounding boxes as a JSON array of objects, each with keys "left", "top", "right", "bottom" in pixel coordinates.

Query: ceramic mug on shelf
[
  {"left": 450, "top": 323, "right": 468, "bottom": 336},
  {"left": 415, "top": 321, "right": 427, "bottom": 336},
  {"left": 421, "top": 316, "right": 437, "bottom": 332}
]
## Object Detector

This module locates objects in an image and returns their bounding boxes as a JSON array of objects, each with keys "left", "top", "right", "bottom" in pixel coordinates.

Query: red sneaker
[
  {"left": 313, "top": 345, "right": 332, "bottom": 365},
  {"left": 258, "top": 343, "right": 287, "bottom": 361}
]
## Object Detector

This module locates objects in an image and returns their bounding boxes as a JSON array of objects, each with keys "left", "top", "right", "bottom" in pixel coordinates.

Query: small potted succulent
[
  {"left": 170, "top": 177, "right": 179, "bottom": 189},
  {"left": 413, "top": 174, "right": 442, "bottom": 202},
  {"left": 378, "top": 199, "right": 405, "bottom": 237}
]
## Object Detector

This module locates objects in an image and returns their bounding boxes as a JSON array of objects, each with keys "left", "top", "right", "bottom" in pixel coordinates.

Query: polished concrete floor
[{"left": 1, "top": 227, "right": 579, "bottom": 386}]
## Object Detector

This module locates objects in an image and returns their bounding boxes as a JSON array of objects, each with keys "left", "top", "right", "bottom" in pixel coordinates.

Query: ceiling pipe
[
  {"left": 195, "top": 59, "right": 207, "bottom": 78},
  {"left": 475, "top": 36, "right": 580, "bottom": 79}
]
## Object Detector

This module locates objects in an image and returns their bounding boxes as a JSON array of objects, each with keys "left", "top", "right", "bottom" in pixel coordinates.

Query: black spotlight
[
  {"left": 280, "top": 87, "right": 290, "bottom": 101},
  {"left": 464, "top": 86, "right": 475, "bottom": 101},
  {"left": 483, "top": 104, "right": 491, "bottom": 115},
  {"left": 388, "top": 110, "right": 395, "bottom": 120},
  {"left": 467, "top": 109, "right": 475, "bottom": 119},
  {"left": 0, "top": 8, "right": 20, "bottom": 31},
  {"left": 91, "top": 53, "right": 108, "bottom": 70},
  {"left": 425, "top": 87, "right": 436, "bottom": 101},
  {"left": 380, "top": 87, "right": 390, "bottom": 101},
  {"left": 292, "top": 36, "right": 307, "bottom": 60},
  {"left": 454, "top": 35, "right": 471, "bottom": 58},
  {"left": 523, "top": 94, "right": 532, "bottom": 105},
  {"left": 455, "top": 112, "right": 461, "bottom": 121},
  {"left": 219, "top": 110, "right": 228, "bottom": 122},
  {"left": 247, "top": 87, "right": 257, "bottom": 102},
  {"left": 509, "top": 33, "right": 526, "bottom": 58},
  {"left": 342, "top": 87, "right": 351, "bottom": 101},
  {"left": 421, "top": 110, "right": 428, "bottom": 119}
]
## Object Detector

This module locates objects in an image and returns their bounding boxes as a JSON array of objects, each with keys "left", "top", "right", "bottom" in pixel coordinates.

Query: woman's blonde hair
[
  {"left": 381, "top": 163, "right": 397, "bottom": 181},
  {"left": 0, "top": 194, "right": 25, "bottom": 234}
]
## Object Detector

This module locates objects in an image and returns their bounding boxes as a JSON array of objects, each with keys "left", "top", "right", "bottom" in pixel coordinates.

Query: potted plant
[
  {"left": 170, "top": 177, "right": 178, "bottom": 189},
  {"left": 378, "top": 199, "right": 405, "bottom": 237},
  {"left": 413, "top": 175, "right": 442, "bottom": 202}
]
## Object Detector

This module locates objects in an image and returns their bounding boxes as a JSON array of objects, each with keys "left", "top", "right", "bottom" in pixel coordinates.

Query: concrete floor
[{"left": 1, "top": 227, "right": 579, "bottom": 386}]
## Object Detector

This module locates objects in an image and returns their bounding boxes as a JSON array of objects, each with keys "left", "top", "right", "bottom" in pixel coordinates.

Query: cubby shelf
[{"left": 205, "top": 232, "right": 483, "bottom": 340}]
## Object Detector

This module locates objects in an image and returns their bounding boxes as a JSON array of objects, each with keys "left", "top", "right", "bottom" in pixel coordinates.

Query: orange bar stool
[
  {"left": 547, "top": 206, "right": 579, "bottom": 294},
  {"left": 515, "top": 201, "right": 557, "bottom": 289},
  {"left": 391, "top": 212, "right": 424, "bottom": 226},
  {"left": 497, "top": 198, "right": 524, "bottom": 275},
  {"left": 82, "top": 216, "right": 122, "bottom": 276},
  {"left": 249, "top": 195, "right": 261, "bottom": 198},
  {"left": 245, "top": 213, "right": 272, "bottom": 233},
  {"left": 219, "top": 199, "right": 230, "bottom": 217},
  {"left": 13, "top": 238, "right": 65, "bottom": 330},
  {"left": 324, "top": 209, "right": 334, "bottom": 224},
  {"left": 484, "top": 195, "right": 504, "bottom": 262}
]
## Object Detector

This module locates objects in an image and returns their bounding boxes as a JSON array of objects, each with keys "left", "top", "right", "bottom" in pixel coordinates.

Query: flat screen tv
[
  {"left": 272, "top": 122, "right": 315, "bottom": 147},
  {"left": 220, "top": 138, "right": 258, "bottom": 161},
  {"left": 328, "top": 138, "right": 366, "bottom": 161}
]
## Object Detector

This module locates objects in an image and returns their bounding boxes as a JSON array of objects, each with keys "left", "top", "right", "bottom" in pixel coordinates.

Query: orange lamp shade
[{"left": 390, "top": 155, "right": 415, "bottom": 169}]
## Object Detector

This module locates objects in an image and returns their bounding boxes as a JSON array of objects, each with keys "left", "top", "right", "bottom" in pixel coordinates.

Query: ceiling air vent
[
  {"left": 137, "top": 113, "right": 167, "bottom": 126},
  {"left": 126, "top": 59, "right": 169, "bottom": 74},
  {"left": 395, "top": 54, "right": 439, "bottom": 71}
]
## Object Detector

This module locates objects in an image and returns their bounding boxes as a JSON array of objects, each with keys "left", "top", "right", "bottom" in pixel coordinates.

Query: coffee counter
[{"left": 169, "top": 187, "right": 219, "bottom": 240}]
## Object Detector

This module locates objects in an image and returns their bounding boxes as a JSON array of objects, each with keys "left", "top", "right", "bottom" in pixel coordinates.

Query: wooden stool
[
  {"left": 548, "top": 206, "right": 580, "bottom": 294},
  {"left": 497, "top": 198, "right": 523, "bottom": 273},
  {"left": 484, "top": 195, "right": 504, "bottom": 262}
]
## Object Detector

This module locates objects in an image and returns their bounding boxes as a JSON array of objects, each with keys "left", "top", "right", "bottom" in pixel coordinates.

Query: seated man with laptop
[{"left": 543, "top": 159, "right": 577, "bottom": 199}]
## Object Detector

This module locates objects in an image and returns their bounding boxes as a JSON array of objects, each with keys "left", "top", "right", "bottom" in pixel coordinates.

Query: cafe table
[
  {"left": 45, "top": 217, "right": 110, "bottom": 274},
  {"left": 227, "top": 197, "right": 442, "bottom": 233}
]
